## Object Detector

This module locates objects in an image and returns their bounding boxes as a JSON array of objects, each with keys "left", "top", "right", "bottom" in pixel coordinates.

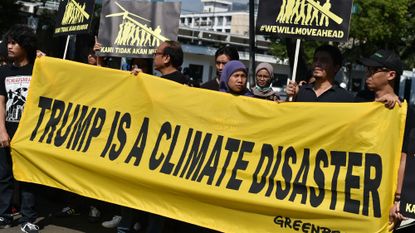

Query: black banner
[
  {"left": 256, "top": 0, "right": 353, "bottom": 42},
  {"left": 54, "top": 0, "right": 95, "bottom": 36},
  {"left": 97, "top": 0, "right": 181, "bottom": 58},
  {"left": 400, "top": 127, "right": 415, "bottom": 218}
]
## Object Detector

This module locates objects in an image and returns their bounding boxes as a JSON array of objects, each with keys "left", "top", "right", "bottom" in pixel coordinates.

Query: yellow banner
[{"left": 12, "top": 57, "right": 407, "bottom": 233}]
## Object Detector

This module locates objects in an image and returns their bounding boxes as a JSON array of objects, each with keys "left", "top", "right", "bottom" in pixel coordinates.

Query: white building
[
  {"left": 202, "top": 0, "right": 232, "bottom": 13},
  {"left": 180, "top": 11, "right": 249, "bottom": 35},
  {"left": 181, "top": 0, "right": 249, "bottom": 36},
  {"left": 18, "top": 0, "right": 59, "bottom": 13},
  {"left": 179, "top": 28, "right": 290, "bottom": 86},
  {"left": 18, "top": 0, "right": 290, "bottom": 88},
  {"left": 179, "top": 0, "right": 290, "bottom": 87}
]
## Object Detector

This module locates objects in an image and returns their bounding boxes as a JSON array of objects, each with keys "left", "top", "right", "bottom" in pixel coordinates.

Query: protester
[
  {"left": 101, "top": 58, "right": 151, "bottom": 231},
  {"left": 52, "top": 42, "right": 106, "bottom": 224},
  {"left": 152, "top": 40, "right": 187, "bottom": 84},
  {"left": 219, "top": 60, "right": 252, "bottom": 96},
  {"left": 0, "top": 24, "right": 39, "bottom": 233},
  {"left": 131, "top": 41, "right": 188, "bottom": 84},
  {"left": 355, "top": 49, "right": 415, "bottom": 230},
  {"left": 251, "top": 62, "right": 279, "bottom": 101},
  {"left": 201, "top": 46, "right": 239, "bottom": 91},
  {"left": 120, "top": 41, "right": 189, "bottom": 233},
  {"left": 286, "top": 44, "right": 353, "bottom": 102}
]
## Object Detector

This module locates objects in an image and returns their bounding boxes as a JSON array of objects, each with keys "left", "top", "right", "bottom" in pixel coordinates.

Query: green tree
[
  {"left": 269, "top": 0, "right": 415, "bottom": 80},
  {"left": 343, "top": 0, "right": 414, "bottom": 67}
]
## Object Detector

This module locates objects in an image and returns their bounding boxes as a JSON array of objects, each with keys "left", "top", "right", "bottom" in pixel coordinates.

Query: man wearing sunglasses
[
  {"left": 357, "top": 49, "right": 415, "bottom": 230},
  {"left": 286, "top": 44, "right": 354, "bottom": 102},
  {"left": 152, "top": 41, "right": 187, "bottom": 85},
  {"left": 355, "top": 50, "right": 403, "bottom": 108}
]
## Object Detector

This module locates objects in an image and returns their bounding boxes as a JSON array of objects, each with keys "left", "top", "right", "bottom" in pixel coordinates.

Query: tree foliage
[
  {"left": 270, "top": 0, "right": 415, "bottom": 72},
  {"left": 346, "top": 0, "right": 415, "bottom": 68}
]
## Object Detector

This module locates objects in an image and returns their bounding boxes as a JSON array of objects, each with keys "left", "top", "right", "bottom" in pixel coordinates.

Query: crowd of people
[{"left": 0, "top": 23, "right": 414, "bottom": 233}]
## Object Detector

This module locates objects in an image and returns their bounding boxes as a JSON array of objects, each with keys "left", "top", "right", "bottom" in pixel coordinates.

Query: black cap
[{"left": 359, "top": 50, "right": 403, "bottom": 75}]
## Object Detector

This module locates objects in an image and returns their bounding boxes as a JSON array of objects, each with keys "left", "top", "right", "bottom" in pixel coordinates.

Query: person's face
[
  {"left": 312, "top": 51, "right": 339, "bottom": 80},
  {"left": 216, "top": 54, "right": 230, "bottom": 76},
  {"left": 365, "top": 66, "right": 395, "bottom": 91},
  {"left": 256, "top": 69, "right": 271, "bottom": 87},
  {"left": 227, "top": 70, "right": 247, "bottom": 93},
  {"left": 153, "top": 42, "right": 168, "bottom": 71},
  {"left": 7, "top": 39, "right": 26, "bottom": 61}
]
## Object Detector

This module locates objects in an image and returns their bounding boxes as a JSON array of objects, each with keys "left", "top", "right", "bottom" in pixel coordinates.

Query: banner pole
[
  {"left": 248, "top": 0, "right": 256, "bottom": 88},
  {"left": 292, "top": 38, "right": 301, "bottom": 83},
  {"left": 63, "top": 35, "right": 70, "bottom": 60},
  {"left": 287, "top": 39, "right": 301, "bottom": 101}
]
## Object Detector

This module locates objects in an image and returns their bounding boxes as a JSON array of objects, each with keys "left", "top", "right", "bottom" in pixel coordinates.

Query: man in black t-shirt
[
  {"left": 153, "top": 41, "right": 187, "bottom": 85},
  {"left": 356, "top": 49, "right": 413, "bottom": 230},
  {"left": 0, "top": 25, "right": 39, "bottom": 233},
  {"left": 286, "top": 44, "right": 353, "bottom": 102},
  {"left": 120, "top": 41, "right": 188, "bottom": 233},
  {"left": 398, "top": 106, "right": 415, "bottom": 231}
]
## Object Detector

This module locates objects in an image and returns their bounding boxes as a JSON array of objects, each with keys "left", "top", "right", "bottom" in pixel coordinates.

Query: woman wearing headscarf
[
  {"left": 219, "top": 60, "right": 252, "bottom": 96},
  {"left": 251, "top": 62, "right": 280, "bottom": 101}
]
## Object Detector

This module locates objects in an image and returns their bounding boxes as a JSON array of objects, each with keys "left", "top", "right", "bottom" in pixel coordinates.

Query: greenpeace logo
[{"left": 274, "top": 216, "right": 340, "bottom": 233}]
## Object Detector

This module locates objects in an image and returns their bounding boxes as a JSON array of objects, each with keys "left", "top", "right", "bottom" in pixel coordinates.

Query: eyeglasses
[
  {"left": 153, "top": 52, "right": 164, "bottom": 57},
  {"left": 256, "top": 74, "right": 270, "bottom": 79},
  {"left": 366, "top": 67, "right": 390, "bottom": 76}
]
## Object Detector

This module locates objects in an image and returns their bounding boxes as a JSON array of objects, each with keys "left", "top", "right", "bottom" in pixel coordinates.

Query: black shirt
[
  {"left": 403, "top": 106, "right": 415, "bottom": 155},
  {"left": 400, "top": 106, "right": 415, "bottom": 217},
  {"left": 200, "top": 78, "right": 220, "bottom": 91},
  {"left": 161, "top": 70, "right": 187, "bottom": 85},
  {"left": 0, "top": 63, "right": 33, "bottom": 137},
  {"left": 295, "top": 83, "right": 353, "bottom": 102},
  {"left": 354, "top": 89, "right": 375, "bottom": 102}
]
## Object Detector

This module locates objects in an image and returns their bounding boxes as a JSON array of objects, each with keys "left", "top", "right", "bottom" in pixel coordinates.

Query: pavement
[
  {"left": 3, "top": 185, "right": 414, "bottom": 233},
  {"left": 2, "top": 215, "right": 115, "bottom": 233},
  {"left": 0, "top": 184, "right": 131, "bottom": 233},
  {"left": 0, "top": 185, "right": 217, "bottom": 233}
]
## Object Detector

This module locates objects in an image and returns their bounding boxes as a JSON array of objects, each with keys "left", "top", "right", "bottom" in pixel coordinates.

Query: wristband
[{"left": 394, "top": 193, "right": 401, "bottom": 202}]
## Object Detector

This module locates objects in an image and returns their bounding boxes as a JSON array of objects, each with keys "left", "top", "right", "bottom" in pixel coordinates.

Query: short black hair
[
  {"left": 215, "top": 46, "right": 239, "bottom": 61},
  {"left": 314, "top": 44, "right": 343, "bottom": 67},
  {"left": 163, "top": 41, "right": 183, "bottom": 69},
  {"left": 4, "top": 24, "right": 37, "bottom": 64}
]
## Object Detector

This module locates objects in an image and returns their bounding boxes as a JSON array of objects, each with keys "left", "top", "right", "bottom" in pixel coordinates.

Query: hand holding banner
[{"left": 11, "top": 57, "right": 406, "bottom": 233}]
